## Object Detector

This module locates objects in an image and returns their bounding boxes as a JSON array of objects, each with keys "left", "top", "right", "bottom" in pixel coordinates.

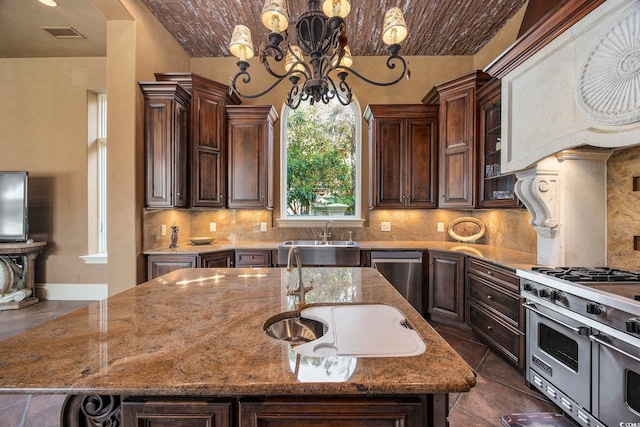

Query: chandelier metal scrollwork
[{"left": 229, "top": 0, "right": 409, "bottom": 108}]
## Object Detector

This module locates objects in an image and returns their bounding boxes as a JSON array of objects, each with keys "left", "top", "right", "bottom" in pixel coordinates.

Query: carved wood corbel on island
[{"left": 0, "top": 267, "right": 476, "bottom": 427}]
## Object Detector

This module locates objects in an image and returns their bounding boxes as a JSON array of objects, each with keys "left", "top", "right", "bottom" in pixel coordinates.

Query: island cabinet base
[{"left": 63, "top": 394, "right": 449, "bottom": 427}]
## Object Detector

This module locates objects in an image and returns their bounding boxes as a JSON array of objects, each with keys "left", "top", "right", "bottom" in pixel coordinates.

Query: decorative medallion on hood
[{"left": 575, "top": 2, "right": 640, "bottom": 125}]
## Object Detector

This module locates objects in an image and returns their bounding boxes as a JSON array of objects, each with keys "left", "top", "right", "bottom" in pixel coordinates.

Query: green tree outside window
[{"left": 286, "top": 100, "right": 356, "bottom": 216}]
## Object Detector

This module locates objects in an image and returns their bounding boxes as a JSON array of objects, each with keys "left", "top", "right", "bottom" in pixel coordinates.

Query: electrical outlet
[
  {"left": 161, "top": 224, "right": 167, "bottom": 236},
  {"left": 260, "top": 222, "right": 267, "bottom": 232},
  {"left": 437, "top": 222, "right": 445, "bottom": 232},
  {"left": 381, "top": 222, "right": 391, "bottom": 232},
  {"left": 210, "top": 222, "right": 216, "bottom": 232}
]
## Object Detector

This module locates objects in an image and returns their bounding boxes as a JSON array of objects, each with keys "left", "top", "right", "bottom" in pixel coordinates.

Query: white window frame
[
  {"left": 277, "top": 97, "right": 365, "bottom": 228},
  {"left": 81, "top": 93, "right": 107, "bottom": 265}
]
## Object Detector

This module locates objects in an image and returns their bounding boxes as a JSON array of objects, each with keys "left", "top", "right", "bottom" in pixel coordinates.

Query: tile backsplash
[{"left": 143, "top": 208, "right": 536, "bottom": 254}]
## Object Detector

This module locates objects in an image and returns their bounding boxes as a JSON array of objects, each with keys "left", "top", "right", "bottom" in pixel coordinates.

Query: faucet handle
[{"left": 304, "top": 279, "right": 314, "bottom": 292}]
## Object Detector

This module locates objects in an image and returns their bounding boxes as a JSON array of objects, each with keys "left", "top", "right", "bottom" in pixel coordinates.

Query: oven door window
[
  {"left": 539, "top": 323, "right": 579, "bottom": 372},
  {"left": 628, "top": 369, "right": 640, "bottom": 415}
]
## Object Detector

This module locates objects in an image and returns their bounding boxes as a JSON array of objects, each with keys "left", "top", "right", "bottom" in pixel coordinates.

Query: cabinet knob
[
  {"left": 487, "top": 325, "right": 493, "bottom": 331},
  {"left": 487, "top": 270, "right": 493, "bottom": 275},
  {"left": 487, "top": 294, "right": 493, "bottom": 300}
]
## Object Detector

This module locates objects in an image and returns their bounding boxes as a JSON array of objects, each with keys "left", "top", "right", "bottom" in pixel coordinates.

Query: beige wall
[{"left": 0, "top": 57, "right": 107, "bottom": 284}]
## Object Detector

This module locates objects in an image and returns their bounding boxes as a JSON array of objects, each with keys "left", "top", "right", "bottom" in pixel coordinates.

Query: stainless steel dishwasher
[{"left": 371, "top": 251, "right": 423, "bottom": 313}]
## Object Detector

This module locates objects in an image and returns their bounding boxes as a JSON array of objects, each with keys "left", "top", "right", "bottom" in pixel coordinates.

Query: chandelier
[{"left": 228, "top": 0, "right": 409, "bottom": 109}]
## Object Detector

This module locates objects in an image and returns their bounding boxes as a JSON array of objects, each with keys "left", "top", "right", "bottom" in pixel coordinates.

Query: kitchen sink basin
[
  {"left": 277, "top": 240, "right": 360, "bottom": 266},
  {"left": 263, "top": 312, "right": 327, "bottom": 344},
  {"left": 264, "top": 305, "right": 427, "bottom": 358}
]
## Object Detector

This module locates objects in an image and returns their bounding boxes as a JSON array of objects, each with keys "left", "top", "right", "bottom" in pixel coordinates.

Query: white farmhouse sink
[{"left": 272, "top": 304, "right": 427, "bottom": 358}]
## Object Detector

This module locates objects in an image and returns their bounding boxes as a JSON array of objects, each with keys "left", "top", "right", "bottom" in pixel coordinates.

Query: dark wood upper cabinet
[
  {"left": 365, "top": 105, "right": 438, "bottom": 209},
  {"left": 139, "top": 82, "right": 191, "bottom": 208},
  {"left": 477, "top": 78, "right": 519, "bottom": 208},
  {"left": 190, "top": 74, "right": 240, "bottom": 208},
  {"left": 226, "top": 106, "right": 278, "bottom": 209},
  {"left": 426, "top": 71, "right": 491, "bottom": 209}
]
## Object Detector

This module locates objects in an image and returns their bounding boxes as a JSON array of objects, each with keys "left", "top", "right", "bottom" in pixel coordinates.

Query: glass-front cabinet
[{"left": 477, "top": 78, "right": 519, "bottom": 208}]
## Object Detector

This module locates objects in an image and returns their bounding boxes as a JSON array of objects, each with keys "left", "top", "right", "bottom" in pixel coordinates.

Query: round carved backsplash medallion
[{"left": 575, "top": 2, "right": 640, "bottom": 125}]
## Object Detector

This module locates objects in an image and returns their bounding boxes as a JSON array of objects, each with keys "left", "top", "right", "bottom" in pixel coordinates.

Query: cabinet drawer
[
  {"left": 467, "top": 258, "right": 519, "bottom": 292},
  {"left": 468, "top": 302, "right": 523, "bottom": 368},
  {"left": 235, "top": 250, "right": 271, "bottom": 267},
  {"left": 468, "top": 274, "right": 520, "bottom": 326}
]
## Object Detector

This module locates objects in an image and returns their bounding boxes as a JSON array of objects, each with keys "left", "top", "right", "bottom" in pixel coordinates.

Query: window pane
[{"left": 285, "top": 99, "right": 356, "bottom": 217}]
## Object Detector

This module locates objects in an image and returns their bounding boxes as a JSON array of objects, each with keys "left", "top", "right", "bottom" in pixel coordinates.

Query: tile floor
[{"left": 0, "top": 301, "right": 572, "bottom": 426}]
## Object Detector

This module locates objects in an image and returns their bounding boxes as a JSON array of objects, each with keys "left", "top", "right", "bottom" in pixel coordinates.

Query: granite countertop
[
  {"left": 0, "top": 267, "right": 476, "bottom": 396},
  {"left": 144, "top": 240, "right": 538, "bottom": 270}
]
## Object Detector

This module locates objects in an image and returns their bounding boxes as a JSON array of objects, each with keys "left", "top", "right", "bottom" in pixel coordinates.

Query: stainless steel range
[{"left": 518, "top": 266, "right": 640, "bottom": 427}]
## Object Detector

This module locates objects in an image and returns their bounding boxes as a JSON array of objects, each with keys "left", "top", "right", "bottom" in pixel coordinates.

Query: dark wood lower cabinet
[
  {"left": 65, "top": 394, "right": 448, "bottom": 427},
  {"left": 238, "top": 397, "right": 428, "bottom": 427},
  {"left": 147, "top": 251, "right": 235, "bottom": 279},
  {"left": 466, "top": 258, "right": 525, "bottom": 373},
  {"left": 427, "top": 250, "right": 466, "bottom": 324},
  {"left": 147, "top": 255, "right": 197, "bottom": 280},
  {"left": 201, "top": 251, "right": 234, "bottom": 268},
  {"left": 121, "top": 398, "right": 232, "bottom": 427}
]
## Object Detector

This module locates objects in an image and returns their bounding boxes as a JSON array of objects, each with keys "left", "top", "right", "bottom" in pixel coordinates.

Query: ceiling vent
[{"left": 40, "top": 26, "right": 85, "bottom": 39}]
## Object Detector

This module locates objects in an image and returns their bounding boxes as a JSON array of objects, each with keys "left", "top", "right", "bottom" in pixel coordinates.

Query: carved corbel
[{"left": 514, "top": 168, "right": 559, "bottom": 239}]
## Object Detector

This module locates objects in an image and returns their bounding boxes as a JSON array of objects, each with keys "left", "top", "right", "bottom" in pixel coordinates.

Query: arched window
[{"left": 278, "top": 97, "right": 364, "bottom": 227}]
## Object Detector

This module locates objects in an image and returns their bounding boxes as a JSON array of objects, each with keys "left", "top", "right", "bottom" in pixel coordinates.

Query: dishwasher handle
[{"left": 370, "top": 251, "right": 422, "bottom": 261}]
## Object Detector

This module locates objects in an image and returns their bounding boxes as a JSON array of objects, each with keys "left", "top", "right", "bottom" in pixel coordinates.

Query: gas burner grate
[{"left": 532, "top": 266, "right": 640, "bottom": 282}]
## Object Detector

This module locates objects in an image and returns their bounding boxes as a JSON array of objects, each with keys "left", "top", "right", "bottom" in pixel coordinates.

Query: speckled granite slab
[{"left": 0, "top": 268, "right": 476, "bottom": 396}]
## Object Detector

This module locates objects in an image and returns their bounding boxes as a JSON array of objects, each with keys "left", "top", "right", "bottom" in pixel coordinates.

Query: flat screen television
[{"left": 0, "top": 171, "right": 29, "bottom": 242}]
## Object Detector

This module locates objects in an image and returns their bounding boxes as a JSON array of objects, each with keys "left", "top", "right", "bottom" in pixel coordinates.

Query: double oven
[{"left": 518, "top": 267, "right": 640, "bottom": 427}]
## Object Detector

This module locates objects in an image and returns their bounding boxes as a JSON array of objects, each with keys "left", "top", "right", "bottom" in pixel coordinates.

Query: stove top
[{"left": 531, "top": 266, "right": 640, "bottom": 283}]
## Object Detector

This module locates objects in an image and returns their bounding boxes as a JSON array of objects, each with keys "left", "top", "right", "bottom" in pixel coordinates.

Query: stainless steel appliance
[
  {"left": 0, "top": 171, "right": 29, "bottom": 242},
  {"left": 518, "top": 266, "right": 640, "bottom": 427},
  {"left": 371, "top": 251, "right": 422, "bottom": 313}
]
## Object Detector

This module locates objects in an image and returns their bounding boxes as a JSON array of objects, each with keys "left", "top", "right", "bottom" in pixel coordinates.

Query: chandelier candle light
[{"left": 229, "top": 0, "right": 409, "bottom": 108}]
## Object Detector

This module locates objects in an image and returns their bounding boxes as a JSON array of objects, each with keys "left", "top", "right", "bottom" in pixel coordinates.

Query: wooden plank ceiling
[{"left": 139, "top": 0, "right": 527, "bottom": 58}]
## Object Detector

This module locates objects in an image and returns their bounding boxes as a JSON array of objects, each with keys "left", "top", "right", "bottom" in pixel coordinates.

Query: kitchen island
[{"left": 0, "top": 267, "right": 476, "bottom": 426}]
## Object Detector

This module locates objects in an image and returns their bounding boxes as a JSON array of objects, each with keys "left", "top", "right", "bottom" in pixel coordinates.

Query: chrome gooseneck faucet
[
  {"left": 286, "top": 246, "right": 313, "bottom": 306},
  {"left": 320, "top": 220, "right": 334, "bottom": 243}
]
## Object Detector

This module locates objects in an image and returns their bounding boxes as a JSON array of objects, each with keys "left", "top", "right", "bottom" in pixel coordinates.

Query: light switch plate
[
  {"left": 260, "top": 222, "right": 267, "bottom": 232},
  {"left": 161, "top": 224, "right": 167, "bottom": 236},
  {"left": 381, "top": 222, "right": 391, "bottom": 232},
  {"left": 437, "top": 222, "right": 444, "bottom": 232},
  {"left": 210, "top": 222, "right": 216, "bottom": 232}
]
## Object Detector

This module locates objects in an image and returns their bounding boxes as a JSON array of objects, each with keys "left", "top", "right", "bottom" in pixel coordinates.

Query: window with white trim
[
  {"left": 81, "top": 92, "right": 107, "bottom": 264},
  {"left": 278, "top": 97, "right": 364, "bottom": 228}
]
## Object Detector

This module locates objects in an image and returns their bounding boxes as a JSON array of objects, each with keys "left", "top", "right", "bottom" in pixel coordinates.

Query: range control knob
[
  {"left": 523, "top": 282, "right": 536, "bottom": 293},
  {"left": 586, "top": 302, "right": 606, "bottom": 316},
  {"left": 537, "top": 288, "right": 565, "bottom": 301},
  {"left": 538, "top": 288, "right": 552, "bottom": 299},
  {"left": 626, "top": 318, "right": 640, "bottom": 334}
]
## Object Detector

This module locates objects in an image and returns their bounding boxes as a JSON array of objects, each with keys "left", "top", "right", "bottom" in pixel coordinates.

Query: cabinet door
[
  {"left": 439, "top": 88, "right": 475, "bottom": 208},
  {"left": 477, "top": 78, "right": 519, "bottom": 208},
  {"left": 373, "top": 118, "right": 405, "bottom": 208},
  {"left": 238, "top": 397, "right": 424, "bottom": 427},
  {"left": 190, "top": 75, "right": 238, "bottom": 208},
  {"left": 121, "top": 398, "right": 231, "bottom": 427},
  {"left": 174, "top": 102, "right": 189, "bottom": 207},
  {"left": 226, "top": 106, "right": 278, "bottom": 209},
  {"left": 147, "top": 255, "right": 197, "bottom": 280},
  {"left": 406, "top": 117, "right": 437, "bottom": 208},
  {"left": 435, "top": 71, "right": 490, "bottom": 208},
  {"left": 427, "top": 251, "right": 465, "bottom": 322},
  {"left": 365, "top": 105, "right": 438, "bottom": 209},
  {"left": 140, "top": 82, "right": 190, "bottom": 208},
  {"left": 200, "top": 251, "right": 234, "bottom": 268}
]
